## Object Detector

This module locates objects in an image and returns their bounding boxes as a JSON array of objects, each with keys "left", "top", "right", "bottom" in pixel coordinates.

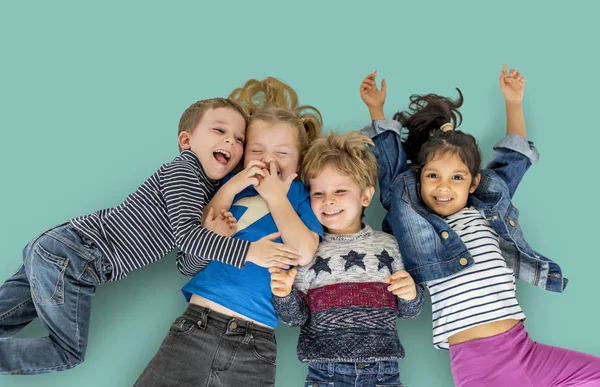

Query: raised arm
[
  {"left": 487, "top": 63, "right": 539, "bottom": 198},
  {"left": 499, "top": 63, "right": 527, "bottom": 139},
  {"left": 359, "top": 72, "right": 408, "bottom": 209}
]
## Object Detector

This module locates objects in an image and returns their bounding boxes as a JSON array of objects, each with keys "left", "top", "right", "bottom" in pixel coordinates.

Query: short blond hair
[
  {"left": 301, "top": 131, "right": 377, "bottom": 191},
  {"left": 228, "top": 77, "right": 322, "bottom": 161}
]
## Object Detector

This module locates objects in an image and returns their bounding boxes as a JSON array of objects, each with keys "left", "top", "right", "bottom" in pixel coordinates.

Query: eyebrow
[{"left": 423, "top": 168, "right": 470, "bottom": 174}]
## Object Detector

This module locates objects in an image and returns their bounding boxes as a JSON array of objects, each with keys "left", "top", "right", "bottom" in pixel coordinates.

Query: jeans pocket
[
  {"left": 251, "top": 335, "right": 277, "bottom": 365},
  {"left": 305, "top": 383, "right": 334, "bottom": 387},
  {"left": 168, "top": 316, "right": 197, "bottom": 336},
  {"left": 30, "top": 243, "right": 69, "bottom": 305}
]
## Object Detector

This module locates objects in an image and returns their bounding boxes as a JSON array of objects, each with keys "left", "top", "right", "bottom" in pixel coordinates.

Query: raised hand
[
  {"left": 246, "top": 231, "right": 301, "bottom": 269},
  {"left": 269, "top": 267, "right": 298, "bottom": 297},
  {"left": 499, "top": 63, "right": 526, "bottom": 104},
  {"left": 360, "top": 71, "right": 386, "bottom": 120},
  {"left": 202, "top": 208, "right": 237, "bottom": 237},
  {"left": 385, "top": 270, "right": 417, "bottom": 301}
]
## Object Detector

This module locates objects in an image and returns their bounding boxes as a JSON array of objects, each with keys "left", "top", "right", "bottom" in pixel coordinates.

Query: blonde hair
[
  {"left": 301, "top": 131, "right": 377, "bottom": 192},
  {"left": 177, "top": 97, "right": 248, "bottom": 151},
  {"left": 228, "top": 77, "right": 322, "bottom": 159}
]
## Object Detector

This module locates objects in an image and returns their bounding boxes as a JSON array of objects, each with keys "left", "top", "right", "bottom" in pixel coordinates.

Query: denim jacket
[{"left": 362, "top": 120, "right": 567, "bottom": 293}]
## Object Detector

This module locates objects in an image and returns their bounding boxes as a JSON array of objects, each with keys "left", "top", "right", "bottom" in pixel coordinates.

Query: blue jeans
[
  {"left": 0, "top": 223, "right": 110, "bottom": 374},
  {"left": 134, "top": 304, "right": 277, "bottom": 387},
  {"left": 306, "top": 361, "right": 403, "bottom": 387}
]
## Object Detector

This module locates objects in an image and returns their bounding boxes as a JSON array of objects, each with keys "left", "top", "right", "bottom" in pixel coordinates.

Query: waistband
[{"left": 183, "top": 303, "right": 275, "bottom": 338}]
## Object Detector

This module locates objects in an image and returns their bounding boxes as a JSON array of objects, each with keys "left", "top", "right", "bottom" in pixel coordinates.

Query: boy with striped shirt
[{"left": 0, "top": 98, "right": 300, "bottom": 375}]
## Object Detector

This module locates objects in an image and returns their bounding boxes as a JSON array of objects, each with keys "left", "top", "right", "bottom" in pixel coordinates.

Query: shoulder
[{"left": 371, "top": 229, "right": 399, "bottom": 244}]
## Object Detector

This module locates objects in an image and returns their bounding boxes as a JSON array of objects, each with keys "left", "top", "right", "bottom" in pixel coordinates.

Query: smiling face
[
  {"left": 178, "top": 107, "right": 246, "bottom": 180},
  {"left": 243, "top": 120, "right": 300, "bottom": 182},
  {"left": 420, "top": 152, "right": 481, "bottom": 217},
  {"left": 309, "top": 164, "right": 374, "bottom": 235}
]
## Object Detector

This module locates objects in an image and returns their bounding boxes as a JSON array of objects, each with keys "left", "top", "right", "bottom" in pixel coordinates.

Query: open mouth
[
  {"left": 434, "top": 196, "right": 453, "bottom": 203},
  {"left": 213, "top": 149, "right": 231, "bottom": 165}
]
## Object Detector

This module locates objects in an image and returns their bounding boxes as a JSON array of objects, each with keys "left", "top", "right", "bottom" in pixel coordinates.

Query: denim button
[
  {"left": 311, "top": 384, "right": 318, "bottom": 387},
  {"left": 459, "top": 258, "right": 468, "bottom": 266},
  {"left": 357, "top": 362, "right": 365, "bottom": 369},
  {"left": 440, "top": 231, "right": 449, "bottom": 239},
  {"left": 230, "top": 321, "right": 238, "bottom": 330},
  {"left": 508, "top": 219, "right": 516, "bottom": 227}
]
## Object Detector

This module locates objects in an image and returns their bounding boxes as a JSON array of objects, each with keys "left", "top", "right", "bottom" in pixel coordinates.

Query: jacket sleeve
[
  {"left": 486, "top": 134, "right": 539, "bottom": 198},
  {"left": 361, "top": 120, "right": 408, "bottom": 210}
]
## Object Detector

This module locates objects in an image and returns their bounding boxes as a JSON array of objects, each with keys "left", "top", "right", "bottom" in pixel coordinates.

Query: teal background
[{"left": 1, "top": 1, "right": 599, "bottom": 386}]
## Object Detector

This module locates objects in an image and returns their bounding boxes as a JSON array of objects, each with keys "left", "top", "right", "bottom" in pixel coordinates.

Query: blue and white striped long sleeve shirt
[{"left": 70, "top": 150, "right": 250, "bottom": 281}]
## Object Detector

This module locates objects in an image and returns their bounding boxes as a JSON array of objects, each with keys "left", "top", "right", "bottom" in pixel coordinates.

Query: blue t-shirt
[{"left": 182, "top": 177, "right": 323, "bottom": 328}]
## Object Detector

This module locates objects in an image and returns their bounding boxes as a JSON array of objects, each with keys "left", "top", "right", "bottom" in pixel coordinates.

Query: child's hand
[
  {"left": 255, "top": 161, "right": 296, "bottom": 204},
  {"left": 269, "top": 267, "right": 297, "bottom": 297},
  {"left": 202, "top": 208, "right": 237, "bottom": 237},
  {"left": 499, "top": 63, "right": 526, "bottom": 104},
  {"left": 226, "top": 160, "right": 267, "bottom": 194},
  {"left": 385, "top": 270, "right": 417, "bottom": 301},
  {"left": 360, "top": 71, "right": 386, "bottom": 120},
  {"left": 246, "top": 231, "right": 302, "bottom": 269}
]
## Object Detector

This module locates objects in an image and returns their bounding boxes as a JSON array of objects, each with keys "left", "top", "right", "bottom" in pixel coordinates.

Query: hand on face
[{"left": 254, "top": 159, "right": 297, "bottom": 203}]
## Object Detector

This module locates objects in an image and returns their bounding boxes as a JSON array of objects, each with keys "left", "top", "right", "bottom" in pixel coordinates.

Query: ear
[
  {"left": 361, "top": 186, "right": 376, "bottom": 207},
  {"left": 469, "top": 173, "right": 481, "bottom": 193},
  {"left": 178, "top": 131, "right": 191, "bottom": 150}
]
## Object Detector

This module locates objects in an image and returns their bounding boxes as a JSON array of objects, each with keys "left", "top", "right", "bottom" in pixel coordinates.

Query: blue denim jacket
[{"left": 362, "top": 120, "right": 567, "bottom": 293}]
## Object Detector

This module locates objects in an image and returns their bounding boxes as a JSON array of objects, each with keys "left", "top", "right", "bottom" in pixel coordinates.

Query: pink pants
[{"left": 449, "top": 322, "right": 600, "bottom": 387}]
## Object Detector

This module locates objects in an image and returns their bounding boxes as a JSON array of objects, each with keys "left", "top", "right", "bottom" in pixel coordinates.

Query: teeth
[
  {"left": 214, "top": 150, "right": 231, "bottom": 160},
  {"left": 435, "top": 197, "right": 452, "bottom": 202},
  {"left": 323, "top": 210, "right": 342, "bottom": 215}
]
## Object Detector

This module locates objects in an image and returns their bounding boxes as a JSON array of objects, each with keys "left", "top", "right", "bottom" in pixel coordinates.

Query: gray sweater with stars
[{"left": 273, "top": 225, "right": 424, "bottom": 363}]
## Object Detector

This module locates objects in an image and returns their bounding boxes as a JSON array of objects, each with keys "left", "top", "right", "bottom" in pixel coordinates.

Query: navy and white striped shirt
[
  {"left": 427, "top": 207, "right": 526, "bottom": 350},
  {"left": 70, "top": 150, "right": 250, "bottom": 281}
]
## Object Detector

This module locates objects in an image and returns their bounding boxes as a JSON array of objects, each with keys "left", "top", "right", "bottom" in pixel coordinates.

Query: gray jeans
[{"left": 134, "top": 304, "right": 277, "bottom": 387}]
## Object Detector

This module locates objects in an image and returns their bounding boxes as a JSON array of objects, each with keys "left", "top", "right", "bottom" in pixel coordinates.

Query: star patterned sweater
[{"left": 273, "top": 225, "right": 424, "bottom": 363}]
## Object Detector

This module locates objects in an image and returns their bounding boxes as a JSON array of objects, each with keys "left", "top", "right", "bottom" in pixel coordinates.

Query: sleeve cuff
[
  {"left": 493, "top": 134, "right": 539, "bottom": 165},
  {"left": 361, "top": 120, "right": 403, "bottom": 138}
]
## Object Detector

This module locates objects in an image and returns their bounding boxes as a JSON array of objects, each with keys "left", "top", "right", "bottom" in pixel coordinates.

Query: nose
[
  {"left": 262, "top": 154, "right": 275, "bottom": 164},
  {"left": 323, "top": 193, "right": 336, "bottom": 206},
  {"left": 436, "top": 180, "right": 451, "bottom": 192}
]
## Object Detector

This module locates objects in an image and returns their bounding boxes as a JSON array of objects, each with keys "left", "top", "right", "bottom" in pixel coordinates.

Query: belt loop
[
  {"left": 327, "top": 363, "right": 335, "bottom": 377},
  {"left": 198, "top": 308, "right": 209, "bottom": 330},
  {"left": 376, "top": 361, "right": 384, "bottom": 381},
  {"left": 242, "top": 321, "right": 254, "bottom": 344}
]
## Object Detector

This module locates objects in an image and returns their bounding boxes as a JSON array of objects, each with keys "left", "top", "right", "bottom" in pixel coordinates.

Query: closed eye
[
  {"left": 236, "top": 137, "right": 245, "bottom": 144},
  {"left": 311, "top": 192, "right": 323, "bottom": 197},
  {"left": 213, "top": 128, "right": 224, "bottom": 134},
  {"left": 335, "top": 189, "right": 347, "bottom": 194}
]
